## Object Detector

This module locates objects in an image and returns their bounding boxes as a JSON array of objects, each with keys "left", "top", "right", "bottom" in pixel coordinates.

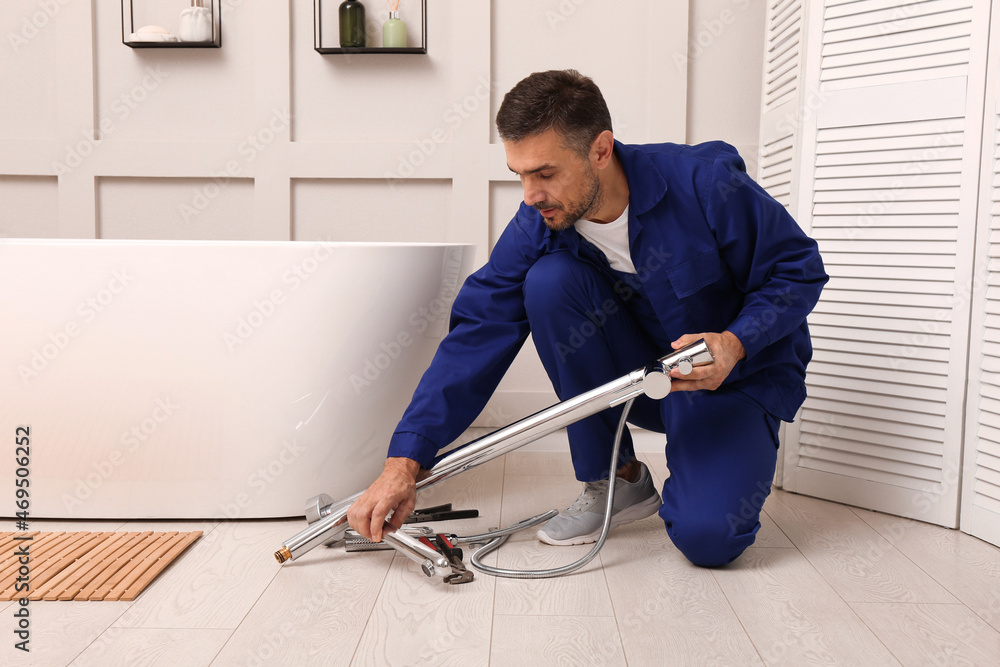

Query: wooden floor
[{"left": 4, "top": 446, "right": 1000, "bottom": 666}]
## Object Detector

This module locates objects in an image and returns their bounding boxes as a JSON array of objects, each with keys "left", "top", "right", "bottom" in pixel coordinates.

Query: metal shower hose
[{"left": 467, "top": 397, "right": 637, "bottom": 579}]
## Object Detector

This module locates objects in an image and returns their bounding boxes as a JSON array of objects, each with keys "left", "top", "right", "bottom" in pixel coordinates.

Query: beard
[{"left": 535, "top": 166, "right": 603, "bottom": 232}]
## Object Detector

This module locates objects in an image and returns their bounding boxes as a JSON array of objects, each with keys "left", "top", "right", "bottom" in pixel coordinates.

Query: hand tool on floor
[
  {"left": 273, "top": 339, "right": 714, "bottom": 576},
  {"left": 403, "top": 503, "right": 479, "bottom": 524},
  {"left": 433, "top": 534, "right": 474, "bottom": 585}
]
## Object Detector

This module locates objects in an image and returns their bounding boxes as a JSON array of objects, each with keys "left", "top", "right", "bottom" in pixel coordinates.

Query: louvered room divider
[
  {"left": 962, "top": 1, "right": 1000, "bottom": 548},
  {"left": 759, "top": 0, "right": 804, "bottom": 213},
  {"left": 758, "top": 0, "right": 807, "bottom": 488},
  {"left": 759, "top": 0, "right": 1000, "bottom": 546}
]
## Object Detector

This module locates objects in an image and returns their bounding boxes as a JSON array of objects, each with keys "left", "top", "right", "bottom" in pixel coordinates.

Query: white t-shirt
[{"left": 574, "top": 205, "right": 636, "bottom": 274}]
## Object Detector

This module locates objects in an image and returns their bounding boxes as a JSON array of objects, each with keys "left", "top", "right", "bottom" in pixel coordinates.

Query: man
[{"left": 348, "top": 70, "right": 827, "bottom": 567}]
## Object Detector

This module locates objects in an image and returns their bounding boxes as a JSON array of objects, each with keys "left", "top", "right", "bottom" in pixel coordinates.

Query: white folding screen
[
  {"left": 962, "top": 1, "right": 1000, "bottom": 547},
  {"left": 780, "top": 0, "right": 990, "bottom": 529},
  {"left": 758, "top": 0, "right": 805, "bottom": 211},
  {"left": 758, "top": 0, "right": 807, "bottom": 487}
]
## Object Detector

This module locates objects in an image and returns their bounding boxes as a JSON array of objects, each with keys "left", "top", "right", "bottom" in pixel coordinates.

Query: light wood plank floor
[{"left": 4, "top": 446, "right": 1000, "bottom": 666}]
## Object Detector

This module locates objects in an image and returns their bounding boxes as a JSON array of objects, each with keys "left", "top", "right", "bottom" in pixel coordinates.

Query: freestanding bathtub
[{"left": 0, "top": 240, "right": 474, "bottom": 519}]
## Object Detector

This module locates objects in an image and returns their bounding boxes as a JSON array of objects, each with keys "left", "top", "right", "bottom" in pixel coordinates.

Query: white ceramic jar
[{"left": 179, "top": 1, "right": 213, "bottom": 42}]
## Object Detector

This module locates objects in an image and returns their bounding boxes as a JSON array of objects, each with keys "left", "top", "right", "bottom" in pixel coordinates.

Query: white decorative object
[
  {"left": 129, "top": 25, "right": 180, "bottom": 42},
  {"left": 179, "top": 0, "right": 213, "bottom": 42}
]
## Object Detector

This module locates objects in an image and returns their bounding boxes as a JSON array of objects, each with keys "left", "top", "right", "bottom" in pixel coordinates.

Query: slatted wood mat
[{"left": 0, "top": 531, "right": 201, "bottom": 601}]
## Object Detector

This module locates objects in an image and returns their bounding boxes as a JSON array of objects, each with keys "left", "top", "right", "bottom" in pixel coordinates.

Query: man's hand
[
  {"left": 346, "top": 457, "right": 422, "bottom": 542},
  {"left": 667, "top": 331, "right": 746, "bottom": 392}
]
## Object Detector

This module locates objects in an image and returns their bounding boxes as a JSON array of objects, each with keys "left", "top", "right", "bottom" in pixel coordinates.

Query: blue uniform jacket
[{"left": 387, "top": 140, "right": 828, "bottom": 469}]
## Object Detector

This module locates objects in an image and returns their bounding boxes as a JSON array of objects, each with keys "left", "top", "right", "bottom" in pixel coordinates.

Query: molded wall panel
[
  {"left": 98, "top": 177, "right": 256, "bottom": 240},
  {"left": 0, "top": 1, "right": 58, "bottom": 141},
  {"left": 291, "top": 178, "right": 451, "bottom": 242},
  {"left": 0, "top": 176, "right": 60, "bottom": 238}
]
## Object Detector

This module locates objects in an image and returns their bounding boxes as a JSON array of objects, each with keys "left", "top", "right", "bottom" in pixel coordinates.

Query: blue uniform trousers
[{"left": 523, "top": 251, "right": 780, "bottom": 567}]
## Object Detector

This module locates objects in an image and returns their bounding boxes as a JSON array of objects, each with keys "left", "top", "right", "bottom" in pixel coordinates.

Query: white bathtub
[{"left": 0, "top": 240, "right": 474, "bottom": 519}]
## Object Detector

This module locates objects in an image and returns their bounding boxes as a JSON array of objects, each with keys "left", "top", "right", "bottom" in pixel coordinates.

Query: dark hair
[{"left": 496, "top": 70, "right": 612, "bottom": 158}]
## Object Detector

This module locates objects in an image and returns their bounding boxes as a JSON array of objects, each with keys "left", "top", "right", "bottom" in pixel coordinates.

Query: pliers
[
  {"left": 403, "top": 503, "right": 479, "bottom": 524},
  {"left": 421, "top": 533, "right": 474, "bottom": 584}
]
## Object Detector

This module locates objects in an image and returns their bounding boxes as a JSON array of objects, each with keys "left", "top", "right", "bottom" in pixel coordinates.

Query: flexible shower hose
[{"left": 467, "top": 397, "right": 637, "bottom": 579}]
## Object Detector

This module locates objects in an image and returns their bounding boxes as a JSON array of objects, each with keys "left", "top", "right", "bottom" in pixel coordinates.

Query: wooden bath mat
[{"left": 0, "top": 531, "right": 201, "bottom": 601}]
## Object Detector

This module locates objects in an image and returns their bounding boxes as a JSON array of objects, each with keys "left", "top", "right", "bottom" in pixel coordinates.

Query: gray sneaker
[{"left": 537, "top": 461, "right": 662, "bottom": 546}]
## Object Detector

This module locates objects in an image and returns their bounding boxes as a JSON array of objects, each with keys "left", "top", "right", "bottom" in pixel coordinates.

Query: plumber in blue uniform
[{"left": 348, "top": 70, "right": 828, "bottom": 567}]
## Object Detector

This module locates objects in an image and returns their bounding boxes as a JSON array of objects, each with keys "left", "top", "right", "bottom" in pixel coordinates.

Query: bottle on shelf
[
  {"left": 382, "top": 1, "right": 406, "bottom": 48},
  {"left": 339, "top": 0, "right": 366, "bottom": 48}
]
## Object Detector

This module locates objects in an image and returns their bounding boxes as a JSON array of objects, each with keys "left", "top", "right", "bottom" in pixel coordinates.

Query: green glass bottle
[
  {"left": 339, "top": 0, "right": 366, "bottom": 48},
  {"left": 382, "top": 10, "right": 406, "bottom": 48}
]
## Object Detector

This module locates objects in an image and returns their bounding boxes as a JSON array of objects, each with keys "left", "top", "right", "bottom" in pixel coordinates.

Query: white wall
[
  {"left": 686, "top": 0, "right": 765, "bottom": 172},
  {"left": 0, "top": 0, "right": 764, "bottom": 430}
]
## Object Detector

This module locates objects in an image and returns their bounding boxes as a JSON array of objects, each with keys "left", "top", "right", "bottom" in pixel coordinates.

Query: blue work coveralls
[{"left": 387, "top": 140, "right": 828, "bottom": 566}]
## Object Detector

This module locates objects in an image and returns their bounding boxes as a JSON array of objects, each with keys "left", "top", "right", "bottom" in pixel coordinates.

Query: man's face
[{"left": 504, "top": 129, "right": 601, "bottom": 232}]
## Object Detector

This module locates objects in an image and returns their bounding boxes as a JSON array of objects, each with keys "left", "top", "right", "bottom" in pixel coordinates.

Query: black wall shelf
[
  {"left": 314, "top": 0, "right": 427, "bottom": 54},
  {"left": 122, "top": 0, "right": 222, "bottom": 48}
]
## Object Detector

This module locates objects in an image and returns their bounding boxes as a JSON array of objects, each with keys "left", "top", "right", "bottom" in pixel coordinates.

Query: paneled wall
[{"left": 0, "top": 0, "right": 766, "bottom": 429}]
